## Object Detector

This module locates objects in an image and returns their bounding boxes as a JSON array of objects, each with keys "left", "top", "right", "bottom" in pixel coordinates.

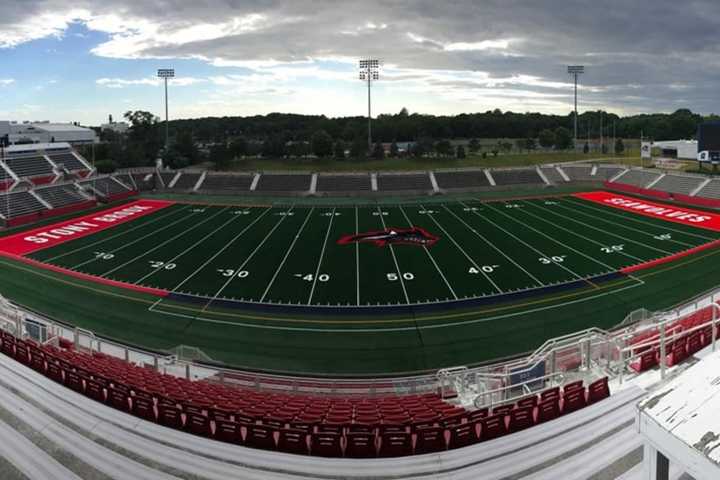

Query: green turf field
[{"left": 1, "top": 189, "right": 719, "bottom": 375}]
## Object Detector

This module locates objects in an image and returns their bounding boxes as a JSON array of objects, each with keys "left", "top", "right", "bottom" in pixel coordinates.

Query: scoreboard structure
[{"left": 697, "top": 122, "right": 720, "bottom": 163}]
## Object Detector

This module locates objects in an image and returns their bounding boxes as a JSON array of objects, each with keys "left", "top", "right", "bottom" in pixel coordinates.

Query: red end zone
[
  {"left": 574, "top": 191, "right": 720, "bottom": 232},
  {"left": 0, "top": 200, "right": 174, "bottom": 297},
  {"left": 574, "top": 191, "right": 720, "bottom": 274}
]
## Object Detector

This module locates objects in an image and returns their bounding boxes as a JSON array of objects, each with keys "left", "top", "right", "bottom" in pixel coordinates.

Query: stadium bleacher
[
  {"left": 650, "top": 174, "right": 704, "bottom": 195},
  {"left": 34, "top": 184, "right": 89, "bottom": 208},
  {"left": 316, "top": 174, "right": 372, "bottom": 193},
  {"left": 255, "top": 174, "right": 312, "bottom": 192},
  {"left": 433, "top": 170, "right": 491, "bottom": 190},
  {"left": 159, "top": 172, "right": 177, "bottom": 188},
  {"left": 490, "top": 169, "right": 544, "bottom": 186},
  {"left": 80, "top": 177, "right": 132, "bottom": 198},
  {"left": 0, "top": 190, "right": 47, "bottom": 219},
  {"left": 561, "top": 165, "right": 594, "bottom": 181},
  {"left": 0, "top": 331, "right": 610, "bottom": 458},
  {"left": 200, "top": 173, "right": 254, "bottom": 192},
  {"left": 696, "top": 179, "right": 720, "bottom": 199},
  {"left": 612, "top": 169, "right": 662, "bottom": 188},
  {"left": 47, "top": 152, "right": 88, "bottom": 172},
  {"left": 130, "top": 172, "right": 155, "bottom": 191},
  {"left": 4, "top": 154, "right": 55, "bottom": 178},
  {"left": 594, "top": 166, "right": 625, "bottom": 181},
  {"left": 540, "top": 166, "right": 566, "bottom": 184},
  {"left": 376, "top": 173, "right": 432, "bottom": 191},
  {"left": 169, "top": 172, "right": 202, "bottom": 190}
]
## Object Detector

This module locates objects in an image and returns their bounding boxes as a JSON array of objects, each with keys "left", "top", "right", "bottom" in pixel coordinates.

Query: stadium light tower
[
  {"left": 567, "top": 65, "right": 585, "bottom": 145},
  {"left": 359, "top": 59, "right": 380, "bottom": 151},
  {"left": 157, "top": 68, "right": 175, "bottom": 155}
]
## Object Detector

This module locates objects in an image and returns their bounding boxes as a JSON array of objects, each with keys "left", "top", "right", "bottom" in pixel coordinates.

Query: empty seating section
[
  {"left": 377, "top": 173, "right": 431, "bottom": 191},
  {"left": 0, "top": 332, "right": 611, "bottom": 458},
  {"left": 0, "top": 191, "right": 46, "bottom": 218},
  {"left": 540, "top": 167, "right": 565, "bottom": 184},
  {"left": 170, "top": 173, "right": 201, "bottom": 190},
  {"left": 255, "top": 174, "right": 311, "bottom": 192},
  {"left": 629, "top": 305, "right": 719, "bottom": 373},
  {"left": 159, "top": 172, "right": 176, "bottom": 188},
  {"left": 113, "top": 174, "right": 135, "bottom": 190},
  {"left": 560, "top": 165, "right": 594, "bottom": 181},
  {"left": 131, "top": 172, "right": 155, "bottom": 191},
  {"left": 490, "top": 169, "right": 543, "bottom": 185},
  {"left": 434, "top": 171, "right": 490, "bottom": 189},
  {"left": 200, "top": 174, "right": 254, "bottom": 192},
  {"left": 35, "top": 184, "right": 87, "bottom": 208},
  {"left": 81, "top": 177, "right": 131, "bottom": 197},
  {"left": 0, "top": 164, "right": 12, "bottom": 182},
  {"left": 614, "top": 169, "right": 661, "bottom": 188},
  {"left": 47, "top": 152, "right": 87, "bottom": 172},
  {"left": 651, "top": 174, "right": 704, "bottom": 195},
  {"left": 595, "top": 166, "right": 624, "bottom": 181},
  {"left": 316, "top": 175, "right": 371, "bottom": 192},
  {"left": 696, "top": 179, "right": 720, "bottom": 199},
  {"left": 4, "top": 154, "right": 55, "bottom": 178}
]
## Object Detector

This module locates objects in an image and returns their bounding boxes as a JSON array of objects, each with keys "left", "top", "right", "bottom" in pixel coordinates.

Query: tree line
[{"left": 81, "top": 108, "right": 714, "bottom": 171}]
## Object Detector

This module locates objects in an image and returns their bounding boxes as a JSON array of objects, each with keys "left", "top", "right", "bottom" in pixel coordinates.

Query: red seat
[
  {"left": 480, "top": 414, "right": 508, "bottom": 441},
  {"left": 246, "top": 425, "right": 277, "bottom": 450},
  {"left": 215, "top": 419, "right": 243, "bottom": 444},
  {"left": 562, "top": 380, "right": 584, "bottom": 394},
  {"left": 448, "top": 420, "right": 480, "bottom": 449},
  {"left": 345, "top": 432, "right": 377, "bottom": 458},
  {"left": 666, "top": 341, "right": 689, "bottom": 367},
  {"left": 508, "top": 406, "right": 535, "bottom": 433},
  {"left": 108, "top": 389, "right": 131, "bottom": 411},
  {"left": 540, "top": 387, "right": 560, "bottom": 402},
  {"left": 414, "top": 426, "right": 447, "bottom": 454},
  {"left": 587, "top": 377, "right": 610, "bottom": 404},
  {"left": 630, "top": 350, "right": 658, "bottom": 372},
  {"left": 491, "top": 404, "right": 513, "bottom": 416},
  {"left": 378, "top": 432, "right": 412, "bottom": 457},
  {"left": 157, "top": 405, "right": 184, "bottom": 429},
  {"left": 536, "top": 397, "right": 560, "bottom": 424},
  {"left": 64, "top": 371, "right": 85, "bottom": 393},
  {"left": 84, "top": 380, "right": 106, "bottom": 403},
  {"left": 132, "top": 397, "right": 156, "bottom": 421},
  {"left": 277, "top": 429, "right": 309, "bottom": 455},
  {"left": 516, "top": 395, "right": 538, "bottom": 408},
  {"left": 186, "top": 413, "right": 212, "bottom": 437},
  {"left": 687, "top": 332, "right": 703, "bottom": 355},
  {"left": 310, "top": 432, "right": 343, "bottom": 457},
  {"left": 467, "top": 407, "right": 488, "bottom": 422},
  {"left": 561, "top": 390, "right": 587, "bottom": 414}
]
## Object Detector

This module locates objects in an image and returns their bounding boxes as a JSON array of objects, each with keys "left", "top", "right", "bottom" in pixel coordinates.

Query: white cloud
[
  {"left": 0, "top": 79, "right": 14, "bottom": 86},
  {"left": 96, "top": 76, "right": 206, "bottom": 88},
  {"left": 444, "top": 39, "right": 511, "bottom": 51}
]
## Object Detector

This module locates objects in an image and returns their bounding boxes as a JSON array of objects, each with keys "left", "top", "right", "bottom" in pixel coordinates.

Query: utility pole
[
  {"left": 157, "top": 68, "right": 175, "bottom": 158},
  {"left": 359, "top": 59, "right": 380, "bottom": 152},
  {"left": 567, "top": 66, "right": 585, "bottom": 147}
]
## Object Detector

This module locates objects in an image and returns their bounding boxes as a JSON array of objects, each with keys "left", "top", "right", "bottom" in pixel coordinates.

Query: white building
[
  {"left": 100, "top": 121, "right": 129, "bottom": 134},
  {"left": 652, "top": 140, "right": 698, "bottom": 160},
  {"left": 0, "top": 121, "right": 97, "bottom": 145}
]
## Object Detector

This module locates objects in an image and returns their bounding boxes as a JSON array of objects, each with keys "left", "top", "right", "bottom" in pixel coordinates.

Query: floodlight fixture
[
  {"left": 359, "top": 59, "right": 381, "bottom": 150},
  {"left": 567, "top": 66, "right": 585, "bottom": 144}
]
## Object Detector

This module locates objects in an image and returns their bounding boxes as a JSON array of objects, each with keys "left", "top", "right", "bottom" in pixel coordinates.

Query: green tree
[
  {"left": 525, "top": 137, "right": 537, "bottom": 151},
  {"left": 389, "top": 141, "right": 399, "bottom": 158},
  {"left": 228, "top": 136, "right": 248, "bottom": 158},
  {"left": 123, "top": 110, "right": 161, "bottom": 167},
  {"left": 333, "top": 140, "right": 346, "bottom": 160},
  {"left": 261, "top": 135, "right": 286, "bottom": 158},
  {"left": 349, "top": 137, "right": 367, "bottom": 158},
  {"left": 210, "top": 143, "right": 232, "bottom": 170},
  {"left": 615, "top": 138, "right": 625, "bottom": 154},
  {"left": 468, "top": 138, "right": 480, "bottom": 153},
  {"left": 372, "top": 141, "right": 385, "bottom": 159},
  {"left": 538, "top": 129, "right": 556, "bottom": 149},
  {"left": 456, "top": 145, "right": 466, "bottom": 159},
  {"left": 94, "top": 159, "right": 117, "bottom": 174},
  {"left": 554, "top": 127, "right": 573, "bottom": 150},
  {"left": 174, "top": 129, "right": 199, "bottom": 165},
  {"left": 583, "top": 142, "right": 590, "bottom": 154},
  {"left": 435, "top": 139, "right": 453, "bottom": 157},
  {"left": 311, "top": 130, "right": 334, "bottom": 158}
]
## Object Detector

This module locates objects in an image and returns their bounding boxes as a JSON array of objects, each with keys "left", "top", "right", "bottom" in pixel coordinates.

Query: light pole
[
  {"left": 359, "top": 59, "right": 380, "bottom": 152},
  {"left": 157, "top": 68, "right": 175, "bottom": 157},
  {"left": 567, "top": 65, "right": 585, "bottom": 147}
]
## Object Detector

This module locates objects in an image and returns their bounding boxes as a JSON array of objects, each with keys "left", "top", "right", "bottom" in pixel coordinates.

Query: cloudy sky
[{"left": 0, "top": 0, "right": 718, "bottom": 125}]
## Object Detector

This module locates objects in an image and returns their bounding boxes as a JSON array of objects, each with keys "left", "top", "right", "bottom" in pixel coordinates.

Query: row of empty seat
[
  {"left": 650, "top": 174, "right": 704, "bottom": 195},
  {"left": 0, "top": 332, "right": 611, "bottom": 458},
  {"left": 3, "top": 154, "right": 55, "bottom": 178},
  {"left": 79, "top": 177, "right": 133, "bottom": 198},
  {"left": 0, "top": 191, "right": 47, "bottom": 218},
  {"left": 200, "top": 174, "right": 254, "bottom": 192},
  {"left": 612, "top": 169, "right": 662, "bottom": 188},
  {"left": 46, "top": 152, "right": 88, "bottom": 173},
  {"left": 34, "top": 183, "right": 89, "bottom": 208}
]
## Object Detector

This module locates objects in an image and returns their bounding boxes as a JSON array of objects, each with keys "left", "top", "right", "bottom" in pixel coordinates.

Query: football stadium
[{"left": 3, "top": 2, "right": 720, "bottom": 479}]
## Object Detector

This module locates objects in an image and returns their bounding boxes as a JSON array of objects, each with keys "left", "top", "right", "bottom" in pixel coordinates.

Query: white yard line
[
  {"left": 553, "top": 199, "right": 695, "bottom": 249},
  {"left": 258, "top": 208, "right": 315, "bottom": 302},
  {"left": 509, "top": 200, "right": 647, "bottom": 264},
  {"left": 481, "top": 200, "right": 618, "bottom": 272},
  {"left": 524, "top": 200, "right": 674, "bottom": 256},
  {"left": 443, "top": 204, "right": 543, "bottom": 286},
  {"left": 201, "top": 206, "right": 295, "bottom": 311},
  {"left": 166, "top": 207, "right": 272, "bottom": 293},
  {"left": 99, "top": 207, "right": 229, "bottom": 277},
  {"left": 307, "top": 208, "right": 336, "bottom": 305},
  {"left": 459, "top": 201, "right": 589, "bottom": 283},
  {"left": 565, "top": 196, "right": 716, "bottom": 241},
  {"left": 46, "top": 205, "right": 189, "bottom": 262},
  {"left": 149, "top": 277, "right": 645, "bottom": 333},
  {"left": 355, "top": 206, "right": 360, "bottom": 306},
  {"left": 133, "top": 209, "right": 246, "bottom": 285},
  {"left": 377, "top": 206, "right": 410, "bottom": 304},
  {"left": 399, "top": 205, "right": 457, "bottom": 300},
  {"left": 420, "top": 203, "right": 502, "bottom": 294}
]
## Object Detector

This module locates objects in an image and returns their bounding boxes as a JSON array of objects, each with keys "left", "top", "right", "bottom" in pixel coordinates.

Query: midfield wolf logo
[{"left": 337, "top": 227, "right": 439, "bottom": 247}]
